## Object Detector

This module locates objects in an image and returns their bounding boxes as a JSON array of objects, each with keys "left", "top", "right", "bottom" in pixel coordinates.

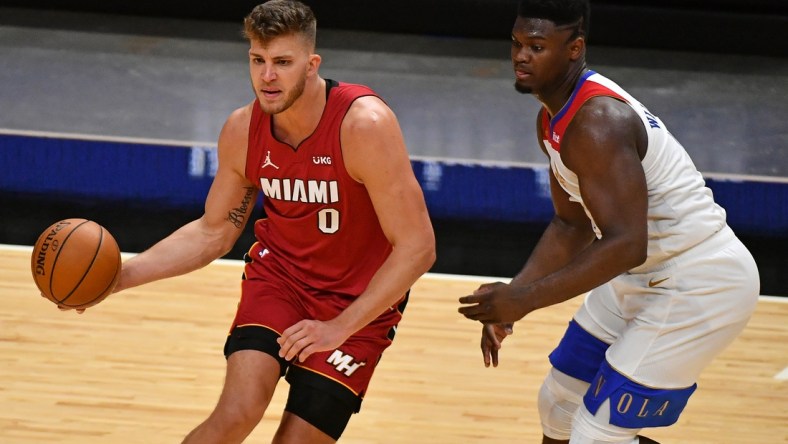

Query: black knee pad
[
  {"left": 223, "top": 325, "right": 288, "bottom": 376},
  {"left": 284, "top": 366, "right": 362, "bottom": 440}
]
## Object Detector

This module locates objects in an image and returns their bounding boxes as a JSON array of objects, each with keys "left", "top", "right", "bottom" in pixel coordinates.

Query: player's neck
[
  {"left": 273, "top": 77, "right": 327, "bottom": 147},
  {"left": 539, "top": 64, "right": 588, "bottom": 118}
]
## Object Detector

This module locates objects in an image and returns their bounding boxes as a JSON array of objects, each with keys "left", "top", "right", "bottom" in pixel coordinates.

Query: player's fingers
[
  {"left": 462, "top": 312, "right": 491, "bottom": 323},
  {"left": 279, "top": 335, "right": 301, "bottom": 359},
  {"left": 459, "top": 303, "right": 494, "bottom": 322},
  {"left": 298, "top": 343, "right": 317, "bottom": 362},
  {"left": 482, "top": 338, "right": 501, "bottom": 367},
  {"left": 482, "top": 344, "right": 491, "bottom": 368},
  {"left": 278, "top": 321, "right": 304, "bottom": 342},
  {"left": 483, "top": 324, "right": 502, "bottom": 347},
  {"left": 282, "top": 334, "right": 311, "bottom": 361},
  {"left": 475, "top": 282, "right": 507, "bottom": 296},
  {"left": 458, "top": 302, "right": 484, "bottom": 314},
  {"left": 458, "top": 307, "right": 482, "bottom": 320},
  {"left": 473, "top": 284, "right": 496, "bottom": 295},
  {"left": 57, "top": 304, "right": 84, "bottom": 314},
  {"left": 277, "top": 325, "right": 307, "bottom": 358},
  {"left": 458, "top": 294, "right": 484, "bottom": 304}
]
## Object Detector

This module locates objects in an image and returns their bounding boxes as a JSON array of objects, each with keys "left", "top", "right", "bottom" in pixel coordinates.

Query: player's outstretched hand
[
  {"left": 481, "top": 323, "right": 514, "bottom": 368},
  {"left": 59, "top": 305, "right": 86, "bottom": 314},
  {"left": 277, "top": 319, "right": 347, "bottom": 362},
  {"left": 40, "top": 292, "right": 85, "bottom": 314},
  {"left": 458, "top": 282, "right": 527, "bottom": 324}
]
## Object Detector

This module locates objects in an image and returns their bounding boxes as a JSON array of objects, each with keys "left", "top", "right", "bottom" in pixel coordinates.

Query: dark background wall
[{"left": 2, "top": 0, "right": 788, "bottom": 56}]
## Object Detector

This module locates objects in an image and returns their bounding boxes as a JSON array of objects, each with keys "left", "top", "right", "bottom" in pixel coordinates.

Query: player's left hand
[
  {"left": 277, "top": 319, "right": 348, "bottom": 362},
  {"left": 458, "top": 282, "right": 528, "bottom": 324}
]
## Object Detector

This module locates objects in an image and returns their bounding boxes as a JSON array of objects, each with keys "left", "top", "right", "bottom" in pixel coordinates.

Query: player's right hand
[
  {"left": 481, "top": 323, "right": 514, "bottom": 368},
  {"left": 40, "top": 292, "right": 85, "bottom": 314},
  {"left": 58, "top": 305, "right": 86, "bottom": 314}
]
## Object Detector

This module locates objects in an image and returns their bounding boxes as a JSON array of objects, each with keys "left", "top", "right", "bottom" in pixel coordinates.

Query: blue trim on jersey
[
  {"left": 548, "top": 319, "right": 609, "bottom": 383},
  {"left": 549, "top": 69, "right": 597, "bottom": 135},
  {"left": 584, "top": 361, "right": 697, "bottom": 429}
]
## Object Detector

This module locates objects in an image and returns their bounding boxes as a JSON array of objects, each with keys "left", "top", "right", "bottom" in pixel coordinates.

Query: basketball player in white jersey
[{"left": 458, "top": 0, "right": 760, "bottom": 443}]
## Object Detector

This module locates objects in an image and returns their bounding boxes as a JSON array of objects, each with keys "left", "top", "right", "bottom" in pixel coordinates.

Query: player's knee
[
  {"left": 284, "top": 381, "right": 358, "bottom": 440},
  {"left": 569, "top": 401, "right": 641, "bottom": 444},
  {"left": 206, "top": 400, "right": 265, "bottom": 439},
  {"left": 539, "top": 368, "right": 590, "bottom": 440}
]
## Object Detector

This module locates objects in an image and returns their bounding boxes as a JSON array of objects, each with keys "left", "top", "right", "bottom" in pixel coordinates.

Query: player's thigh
[
  {"left": 280, "top": 305, "right": 404, "bottom": 440},
  {"left": 215, "top": 350, "right": 283, "bottom": 418},
  {"left": 573, "top": 282, "right": 628, "bottom": 346},
  {"left": 606, "top": 243, "right": 758, "bottom": 386},
  {"left": 571, "top": 231, "right": 758, "bottom": 387},
  {"left": 224, "top": 272, "right": 308, "bottom": 375}
]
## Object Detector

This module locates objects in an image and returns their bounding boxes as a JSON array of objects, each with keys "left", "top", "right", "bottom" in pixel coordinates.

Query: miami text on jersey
[{"left": 260, "top": 178, "right": 340, "bottom": 203}]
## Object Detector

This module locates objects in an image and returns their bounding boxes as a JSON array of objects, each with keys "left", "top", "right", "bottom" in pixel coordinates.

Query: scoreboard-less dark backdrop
[{"left": 1, "top": 0, "right": 787, "bottom": 56}]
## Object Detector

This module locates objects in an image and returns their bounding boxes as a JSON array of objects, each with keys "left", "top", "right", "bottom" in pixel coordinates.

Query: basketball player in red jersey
[
  {"left": 83, "top": 0, "right": 435, "bottom": 442},
  {"left": 459, "top": 0, "right": 759, "bottom": 443}
]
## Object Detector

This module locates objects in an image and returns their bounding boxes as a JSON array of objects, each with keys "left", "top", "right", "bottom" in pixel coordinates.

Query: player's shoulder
[
  {"left": 564, "top": 96, "right": 646, "bottom": 162},
  {"left": 334, "top": 80, "right": 376, "bottom": 95},
  {"left": 218, "top": 101, "right": 255, "bottom": 149},
  {"left": 573, "top": 95, "right": 641, "bottom": 135},
  {"left": 343, "top": 94, "right": 396, "bottom": 133},
  {"left": 228, "top": 101, "right": 255, "bottom": 128},
  {"left": 220, "top": 101, "right": 255, "bottom": 137}
]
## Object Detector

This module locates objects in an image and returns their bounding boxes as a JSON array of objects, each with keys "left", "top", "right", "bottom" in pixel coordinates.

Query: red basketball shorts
[{"left": 226, "top": 243, "right": 406, "bottom": 404}]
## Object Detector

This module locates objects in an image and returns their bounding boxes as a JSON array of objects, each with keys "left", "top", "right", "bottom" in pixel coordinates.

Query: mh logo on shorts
[{"left": 326, "top": 349, "right": 366, "bottom": 377}]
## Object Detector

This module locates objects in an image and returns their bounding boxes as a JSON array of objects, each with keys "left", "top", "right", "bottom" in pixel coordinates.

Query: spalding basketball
[{"left": 31, "top": 218, "right": 121, "bottom": 309}]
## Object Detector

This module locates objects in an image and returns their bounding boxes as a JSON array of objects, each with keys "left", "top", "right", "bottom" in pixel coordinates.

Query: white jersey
[
  {"left": 539, "top": 73, "right": 759, "bottom": 439},
  {"left": 540, "top": 71, "right": 727, "bottom": 272}
]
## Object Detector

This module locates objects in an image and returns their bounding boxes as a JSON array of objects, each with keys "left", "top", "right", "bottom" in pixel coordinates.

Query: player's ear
[
  {"left": 568, "top": 36, "right": 585, "bottom": 61},
  {"left": 308, "top": 53, "right": 321, "bottom": 76}
]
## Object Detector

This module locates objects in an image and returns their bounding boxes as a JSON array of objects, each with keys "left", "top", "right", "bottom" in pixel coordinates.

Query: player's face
[
  {"left": 511, "top": 17, "right": 579, "bottom": 95},
  {"left": 248, "top": 34, "right": 316, "bottom": 114}
]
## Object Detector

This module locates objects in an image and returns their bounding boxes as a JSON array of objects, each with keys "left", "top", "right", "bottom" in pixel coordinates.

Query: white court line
[
  {"left": 775, "top": 367, "right": 788, "bottom": 381},
  {"left": 11, "top": 243, "right": 787, "bottom": 302}
]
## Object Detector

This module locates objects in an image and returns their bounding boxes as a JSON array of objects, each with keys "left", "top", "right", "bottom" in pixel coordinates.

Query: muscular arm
[
  {"left": 278, "top": 95, "right": 436, "bottom": 361},
  {"left": 525, "top": 97, "right": 647, "bottom": 303},
  {"left": 467, "top": 110, "right": 595, "bottom": 364},
  {"left": 114, "top": 103, "right": 259, "bottom": 293},
  {"left": 511, "top": 108, "right": 596, "bottom": 288},
  {"left": 332, "top": 96, "right": 436, "bottom": 334},
  {"left": 460, "top": 97, "right": 648, "bottom": 324}
]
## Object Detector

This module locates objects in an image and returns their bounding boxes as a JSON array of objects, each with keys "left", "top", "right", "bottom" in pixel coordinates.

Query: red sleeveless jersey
[
  {"left": 245, "top": 81, "right": 392, "bottom": 296},
  {"left": 540, "top": 70, "right": 626, "bottom": 153}
]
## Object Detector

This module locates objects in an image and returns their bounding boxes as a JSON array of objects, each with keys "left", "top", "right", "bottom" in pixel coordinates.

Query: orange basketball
[{"left": 31, "top": 218, "right": 121, "bottom": 309}]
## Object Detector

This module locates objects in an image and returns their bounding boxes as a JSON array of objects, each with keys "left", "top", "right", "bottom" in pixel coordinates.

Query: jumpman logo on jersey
[{"left": 262, "top": 151, "right": 279, "bottom": 169}]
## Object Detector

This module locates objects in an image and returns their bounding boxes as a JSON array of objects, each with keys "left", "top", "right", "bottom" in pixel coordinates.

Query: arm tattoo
[{"left": 227, "top": 186, "right": 255, "bottom": 229}]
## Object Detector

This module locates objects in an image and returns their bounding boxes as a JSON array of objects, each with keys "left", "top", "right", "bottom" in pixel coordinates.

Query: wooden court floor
[{"left": 1, "top": 245, "right": 786, "bottom": 443}]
